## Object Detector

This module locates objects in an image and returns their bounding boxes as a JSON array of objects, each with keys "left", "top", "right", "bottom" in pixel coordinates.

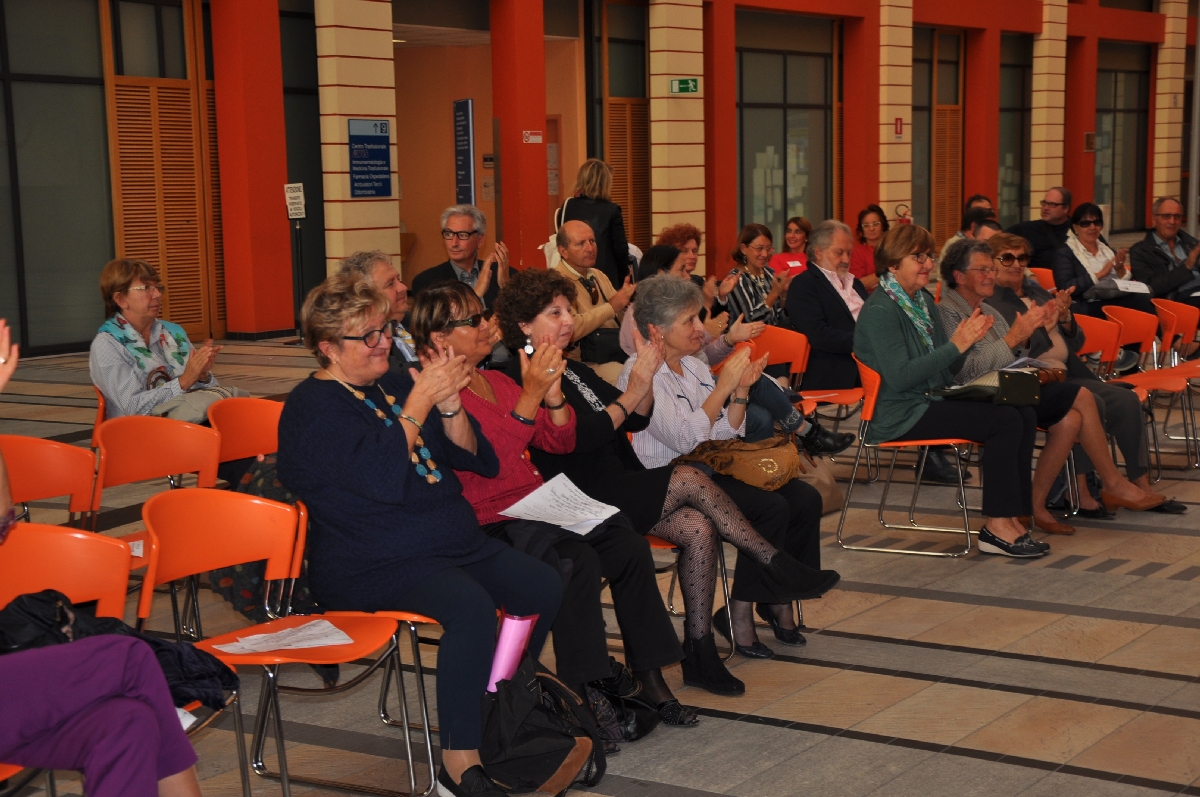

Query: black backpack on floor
[{"left": 480, "top": 657, "right": 604, "bottom": 795}]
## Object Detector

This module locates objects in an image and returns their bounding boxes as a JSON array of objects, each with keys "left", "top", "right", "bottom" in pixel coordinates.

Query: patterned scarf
[
  {"left": 879, "top": 272, "right": 934, "bottom": 352},
  {"left": 564, "top": 366, "right": 606, "bottom": 412},
  {"left": 98, "top": 313, "right": 191, "bottom": 390}
]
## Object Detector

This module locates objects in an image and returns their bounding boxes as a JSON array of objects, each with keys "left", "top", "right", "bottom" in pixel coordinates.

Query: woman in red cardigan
[{"left": 407, "top": 282, "right": 697, "bottom": 729}]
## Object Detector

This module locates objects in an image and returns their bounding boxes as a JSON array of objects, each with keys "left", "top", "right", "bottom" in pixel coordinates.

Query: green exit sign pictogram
[{"left": 669, "top": 78, "right": 699, "bottom": 94}]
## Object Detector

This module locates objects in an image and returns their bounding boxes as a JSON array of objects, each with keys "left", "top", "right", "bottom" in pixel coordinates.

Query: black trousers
[
  {"left": 550, "top": 525, "right": 683, "bottom": 685},
  {"left": 710, "top": 475, "right": 823, "bottom": 604},
  {"left": 893, "top": 401, "right": 1036, "bottom": 517}
]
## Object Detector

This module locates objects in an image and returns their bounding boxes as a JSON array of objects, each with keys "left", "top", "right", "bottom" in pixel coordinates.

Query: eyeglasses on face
[
  {"left": 748, "top": 244, "right": 774, "bottom": 254},
  {"left": 343, "top": 321, "right": 395, "bottom": 348},
  {"left": 1076, "top": 219, "right": 1103, "bottom": 228},
  {"left": 966, "top": 266, "right": 999, "bottom": 276},
  {"left": 907, "top": 251, "right": 936, "bottom": 264},
  {"left": 1157, "top": 213, "right": 1185, "bottom": 222},
  {"left": 126, "top": 283, "right": 165, "bottom": 295},
  {"left": 444, "top": 313, "right": 485, "bottom": 330},
  {"left": 442, "top": 229, "right": 479, "bottom": 241},
  {"left": 993, "top": 253, "right": 1032, "bottom": 267},
  {"left": 1040, "top": 199, "right": 1067, "bottom": 208}
]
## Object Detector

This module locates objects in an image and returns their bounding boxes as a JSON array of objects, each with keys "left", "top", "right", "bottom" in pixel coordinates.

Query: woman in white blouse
[
  {"left": 617, "top": 276, "right": 837, "bottom": 660},
  {"left": 1052, "top": 203, "right": 1156, "bottom": 317}
]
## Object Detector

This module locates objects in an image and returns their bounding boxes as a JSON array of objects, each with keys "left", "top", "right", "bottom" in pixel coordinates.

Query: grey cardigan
[{"left": 937, "top": 286, "right": 1027, "bottom": 385}]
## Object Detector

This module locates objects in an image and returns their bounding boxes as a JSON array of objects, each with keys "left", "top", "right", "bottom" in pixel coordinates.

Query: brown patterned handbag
[{"left": 673, "top": 435, "right": 802, "bottom": 491}]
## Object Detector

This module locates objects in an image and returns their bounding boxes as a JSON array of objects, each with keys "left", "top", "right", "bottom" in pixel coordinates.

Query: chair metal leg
[
  {"left": 715, "top": 543, "right": 735, "bottom": 662},
  {"left": 231, "top": 690, "right": 251, "bottom": 797},
  {"left": 44, "top": 771, "right": 55, "bottom": 797},
  {"left": 665, "top": 566, "right": 682, "bottom": 616}
]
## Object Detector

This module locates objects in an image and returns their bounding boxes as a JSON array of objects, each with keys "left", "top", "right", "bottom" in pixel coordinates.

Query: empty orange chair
[
  {"left": 0, "top": 435, "right": 95, "bottom": 527},
  {"left": 1030, "top": 268, "right": 1057, "bottom": 292},
  {"left": 139, "top": 488, "right": 401, "bottom": 796},
  {"left": 209, "top": 397, "right": 283, "bottom": 462}
]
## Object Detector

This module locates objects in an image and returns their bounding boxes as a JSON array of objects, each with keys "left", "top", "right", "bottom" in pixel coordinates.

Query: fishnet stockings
[{"left": 660, "top": 466, "right": 778, "bottom": 565}]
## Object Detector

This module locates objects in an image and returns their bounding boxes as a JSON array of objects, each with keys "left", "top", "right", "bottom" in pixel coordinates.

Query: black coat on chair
[
  {"left": 556, "top": 197, "right": 631, "bottom": 287},
  {"left": 786, "top": 266, "right": 867, "bottom": 390}
]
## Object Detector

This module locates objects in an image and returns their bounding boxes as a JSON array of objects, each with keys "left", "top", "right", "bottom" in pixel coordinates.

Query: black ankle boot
[
  {"left": 681, "top": 633, "right": 745, "bottom": 695},
  {"left": 799, "top": 416, "right": 855, "bottom": 456},
  {"left": 761, "top": 552, "right": 841, "bottom": 602}
]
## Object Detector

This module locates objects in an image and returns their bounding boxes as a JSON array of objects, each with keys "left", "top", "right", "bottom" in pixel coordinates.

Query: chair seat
[
  {"left": 876, "top": 437, "right": 974, "bottom": 449},
  {"left": 197, "top": 614, "right": 398, "bottom": 667},
  {"left": 800, "top": 388, "right": 865, "bottom": 407},
  {"left": 644, "top": 534, "right": 678, "bottom": 551},
  {"left": 1114, "top": 373, "right": 1190, "bottom": 392},
  {"left": 0, "top": 763, "right": 24, "bottom": 780},
  {"left": 329, "top": 609, "right": 439, "bottom": 626}
]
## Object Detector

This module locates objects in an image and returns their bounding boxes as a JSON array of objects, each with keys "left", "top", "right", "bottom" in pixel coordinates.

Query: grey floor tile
[
  {"left": 1087, "top": 576, "right": 1200, "bottom": 616},
  {"left": 798, "top": 632, "right": 987, "bottom": 679},
  {"left": 954, "top": 656, "right": 1184, "bottom": 707},
  {"left": 865, "top": 752, "right": 1048, "bottom": 797},
  {"left": 1015, "top": 770, "right": 1175, "bottom": 797},
  {"left": 603, "top": 718, "right": 825, "bottom": 793},
  {"left": 728, "top": 735, "right": 933, "bottom": 797},
  {"left": 1152, "top": 680, "right": 1200, "bottom": 713}
]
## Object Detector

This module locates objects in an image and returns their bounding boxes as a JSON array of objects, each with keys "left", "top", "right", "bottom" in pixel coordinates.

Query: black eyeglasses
[
  {"left": 1040, "top": 200, "right": 1067, "bottom": 208},
  {"left": 993, "top": 253, "right": 1032, "bottom": 267},
  {"left": 343, "top": 322, "right": 395, "bottom": 348},
  {"left": 444, "top": 313, "right": 485, "bottom": 330},
  {"left": 1076, "top": 219, "right": 1103, "bottom": 228},
  {"left": 441, "top": 229, "right": 479, "bottom": 241},
  {"left": 908, "top": 251, "right": 936, "bottom": 264}
]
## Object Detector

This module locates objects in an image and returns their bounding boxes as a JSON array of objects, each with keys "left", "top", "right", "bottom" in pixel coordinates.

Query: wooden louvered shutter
[
  {"left": 931, "top": 107, "right": 962, "bottom": 248},
  {"left": 834, "top": 102, "right": 844, "bottom": 220},
  {"left": 203, "top": 87, "right": 226, "bottom": 333},
  {"left": 605, "top": 98, "right": 651, "bottom": 249}
]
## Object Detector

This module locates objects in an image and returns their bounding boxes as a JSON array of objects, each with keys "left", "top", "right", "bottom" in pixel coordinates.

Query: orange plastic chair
[
  {"left": 782, "top": 329, "right": 866, "bottom": 415},
  {"left": 0, "top": 524, "right": 132, "bottom": 793},
  {"left": 139, "top": 489, "right": 406, "bottom": 797},
  {"left": 0, "top": 435, "right": 96, "bottom": 527},
  {"left": 91, "top": 386, "right": 106, "bottom": 449},
  {"left": 208, "top": 397, "right": 284, "bottom": 462},
  {"left": 93, "top": 416, "right": 220, "bottom": 575},
  {"left": 835, "top": 356, "right": 975, "bottom": 557},
  {"left": 1154, "top": 298, "right": 1200, "bottom": 370},
  {"left": 1030, "top": 268, "right": 1057, "bottom": 292}
]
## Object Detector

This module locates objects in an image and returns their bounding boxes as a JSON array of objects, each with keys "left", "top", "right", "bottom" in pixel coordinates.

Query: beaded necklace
[{"left": 327, "top": 371, "right": 442, "bottom": 484}]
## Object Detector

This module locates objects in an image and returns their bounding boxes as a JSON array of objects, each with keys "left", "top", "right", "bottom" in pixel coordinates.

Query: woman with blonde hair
[{"left": 556, "top": 158, "right": 632, "bottom": 286}]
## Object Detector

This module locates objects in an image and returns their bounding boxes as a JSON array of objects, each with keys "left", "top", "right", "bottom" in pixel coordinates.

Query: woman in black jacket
[
  {"left": 1051, "top": 203, "right": 1155, "bottom": 318},
  {"left": 557, "top": 159, "right": 631, "bottom": 286}
]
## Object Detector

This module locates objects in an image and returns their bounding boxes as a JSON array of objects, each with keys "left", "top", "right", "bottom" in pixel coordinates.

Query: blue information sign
[
  {"left": 453, "top": 99, "right": 475, "bottom": 205},
  {"left": 348, "top": 119, "right": 392, "bottom": 198}
]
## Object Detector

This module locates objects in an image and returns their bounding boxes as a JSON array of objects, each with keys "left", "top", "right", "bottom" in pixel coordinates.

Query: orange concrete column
[
  {"left": 209, "top": 0, "right": 294, "bottom": 334},
  {"left": 704, "top": 0, "right": 736, "bottom": 277},
  {"left": 491, "top": 0, "right": 549, "bottom": 269},
  {"left": 1064, "top": 34, "right": 1099, "bottom": 203},
  {"left": 841, "top": 5, "right": 883, "bottom": 225},
  {"left": 964, "top": 27, "right": 1002, "bottom": 204}
]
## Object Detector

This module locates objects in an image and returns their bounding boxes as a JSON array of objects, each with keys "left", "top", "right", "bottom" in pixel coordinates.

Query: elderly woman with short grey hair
[
  {"left": 618, "top": 276, "right": 838, "bottom": 670},
  {"left": 937, "top": 238, "right": 1163, "bottom": 536}
]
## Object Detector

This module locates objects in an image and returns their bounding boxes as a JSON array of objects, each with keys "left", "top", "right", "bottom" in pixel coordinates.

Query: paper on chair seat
[
  {"left": 500, "top": 473, "right": 619, "bottom": 535},
  {"left": 212, "top": 619, "right": 354, "bottom": 655}
]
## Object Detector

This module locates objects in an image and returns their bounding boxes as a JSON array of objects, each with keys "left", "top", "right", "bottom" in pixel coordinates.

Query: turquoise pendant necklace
[{"left": 327, "top": 371, "right": 442, "bottom": 483}]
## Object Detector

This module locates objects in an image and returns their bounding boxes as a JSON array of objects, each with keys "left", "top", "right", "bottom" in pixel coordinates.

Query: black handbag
[
  {"left": 929, "top": 369, "right": 1041, "bottom": 406},
  {"left": 587, "top": 656, "right": 661, "bottom": 742},
  {"left": 579, "top": 328, "right": 627, "bottom": 365}
]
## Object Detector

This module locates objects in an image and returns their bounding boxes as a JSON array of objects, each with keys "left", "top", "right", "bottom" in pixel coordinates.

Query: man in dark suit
[
  {"left": 339, "top": 251, "right": 419, "bottom": 374},
  {"left": 411, "top": 204, "right": 517, "bottom": 310},
  {"left": 1129, "top": 196, "right": 1200, "bottom": 308},
  {"left": 1006, "top": 187, "right": 1073, "bottom": 270},
  {"left": 786, "top": 219, "right": 867, "bottom": 391}
]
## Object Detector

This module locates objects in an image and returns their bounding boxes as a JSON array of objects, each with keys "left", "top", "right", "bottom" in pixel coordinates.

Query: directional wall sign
[
  {"left": 669, "top": 78, "right": 699, "bottom": 94},
  {"left": 348, "top": 119, "right": 391, "bottom": 198},
  {"left": 454, "top": 99, "right": 475, "bottom": 205}
]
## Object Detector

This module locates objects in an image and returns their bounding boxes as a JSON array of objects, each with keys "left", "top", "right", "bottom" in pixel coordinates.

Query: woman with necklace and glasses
[
  {"left": 1052, "top": 202, "right": 1156, "bottom": 318},
  {"left": 277, "top": 273, "right": 562, "bottom": 797},
  {"left": 725, "top": 223, "right": 793, "bottom": 330},
  {"left": 407, "top": 281, "right": 699, "bottom": 732},
  {"left": 854, "top": 225, "right": 1044, "bottom": 558},
  {"left": 848, "top": 204, "right": 889, "bottom": 292}
]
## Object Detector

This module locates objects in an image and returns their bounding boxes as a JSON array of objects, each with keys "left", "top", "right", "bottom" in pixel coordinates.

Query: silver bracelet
[{"left": 438, "top": 407, "right": 462, "bottom": 418}]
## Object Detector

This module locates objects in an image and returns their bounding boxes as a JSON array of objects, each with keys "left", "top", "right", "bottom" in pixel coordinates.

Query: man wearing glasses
[
  {"left": 1129, "top": 197, "right": 1200, "bottom": 308},
  {"left": 1007, "top": 187, "right": 1073, "bottom": 270},
  {"left": 411, "top": 204, "right": 516, "bottom": 310}
]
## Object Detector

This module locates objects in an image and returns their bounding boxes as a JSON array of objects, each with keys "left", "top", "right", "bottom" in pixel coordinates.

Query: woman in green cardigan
[{"left": 853, "top": 224, "right": 1045, "bottom": 559}]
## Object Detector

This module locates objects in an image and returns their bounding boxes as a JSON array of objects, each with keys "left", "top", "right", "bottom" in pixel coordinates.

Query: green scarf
[
  {"left": 879, "top": 273, "right": 934, "bottom": 352},
  {"left": 98, "top": 313, "right": 191, "bottom": 390}
]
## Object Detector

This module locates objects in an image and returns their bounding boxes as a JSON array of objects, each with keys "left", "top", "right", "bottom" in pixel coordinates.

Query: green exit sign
[{"left": 669, "top": 78, "right": 699, "bottom": 94}]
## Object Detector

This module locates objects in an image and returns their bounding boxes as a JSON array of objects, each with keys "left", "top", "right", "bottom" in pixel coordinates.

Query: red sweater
[
  {"left": 849, "top": 243, "right": 876, "bottom": 288},
  {"left": 456, "top": 370, "right": 577, "bottom": 525}
]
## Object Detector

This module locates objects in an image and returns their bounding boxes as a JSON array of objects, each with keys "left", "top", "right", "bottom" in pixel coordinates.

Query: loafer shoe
[
  {"left": 713, "top": 607, "right": 775, "bottom": 659},
  {"left": 1149, "top": 498, "right": 1188, "bottom": 514},
  {"left": 977, "top": 527, "right": 1045, "bottom": 558},
  {"left": 1101, "top": 490, "right": 1166, "bottom": 512},
  {"left": 921, "top": 450, "right": 972, "bottom": 484},
  {"left": 438, "top": 766, "right": 506, "bottom": 797},
  {"left": 1020, "top": 533, "right": 1051, "bottom": 553},
  {"left": 1077, "top": 505, "right": 1117, "bottom": 520}
]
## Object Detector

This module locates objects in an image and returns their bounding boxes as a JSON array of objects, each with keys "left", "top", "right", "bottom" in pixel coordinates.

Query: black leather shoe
[
  {"left": 761, "top": 552, "right": 841, "bottom": 602},
  {"left": 755, "top": 603, "right": 807, "bottom": 646},
  {"left": 1077, "top": 504, "right": 1117, "bottom": 520},
  {"left": 800, "top": 417, "right": 855, "bottom": 456},
  {"left": 977, "top": 527, "right": 1045, "bottom": 558},
  {"left": 713, "top": 606, "right": 774, "bottom": 659},
  {"left": 681, "top": 633, "right": 745, "bottom": 694},
  {"left": 1019, "top": 533, "right": 1051, "bottom": 553},
  {"left": 1150, "top": 498, "right": 1188, "bottom": 514},
  {"left": 921, "top": 450, "right": 972, "bottom": 484},
  {"left": 437, "top": 766, "right": 506, "bottom": 797}
]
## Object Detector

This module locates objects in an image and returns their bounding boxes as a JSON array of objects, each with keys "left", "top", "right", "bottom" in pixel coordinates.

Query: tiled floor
[{"left": 7, "top": 342, "right": 1200, "bottom": 796}]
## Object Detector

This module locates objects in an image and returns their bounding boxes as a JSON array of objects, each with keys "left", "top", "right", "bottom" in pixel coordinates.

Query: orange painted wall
[{"left": 393, "top": 39, "right": 584, "bottom": 285}]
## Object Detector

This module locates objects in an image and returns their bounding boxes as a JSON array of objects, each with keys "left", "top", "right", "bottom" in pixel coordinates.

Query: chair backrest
[
  {"left": 0, "top": 524, "right": 131, "bottom": 618},
  {"left": 91, "top": 386, "right": 106, "bottom": 449},
  {"left": 208, "top": 397, "right": 283, "bottom": 462},
  {"left": 1155, "top": 298, "right": 1200, "bottom": 352},
  {"left": 852, "top": 355, "right": 881, "bottom": 422},
  {"left": 0, "top": 435, "right": 95, "bottom": 516},
  {"left": 708, "top": 341, "right": 754, "bottom": 374},
  {"left": 138, "top": 488, "right": 305, "bottom": 620},
  {"left": 1074, "top": 314, "right": 1121, "bottom": 373},
  {"left": 1102, "top": 305, "right": 1158, "bottom": 353},
  {"left": 1030, "top": 268, "right": 1056, "bottom": 291},
  {"left": 935, "top": 280, "right": 942, "bottom": 303},
  {"left": 1153, "top": 302, "right": 1179, "bottom": 361},
  {"left": 750, "top": 325, "right": 810, "bottom": 375},
  {"left": 94, "top": 416, "right": 220, "bottom": 514}
]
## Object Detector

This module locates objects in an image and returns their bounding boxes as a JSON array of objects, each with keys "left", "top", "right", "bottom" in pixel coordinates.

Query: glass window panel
[
  {"left": 741, "top": 107, "right": 786, "bottom": 240},
  {"left": 786, "top": 55, "right": 827, "bottom": 105},
  {"left": 280, "top": 15, "right": 319, "bottom": 90},
  {"left": 161, "top": 5, "right": 187, "bottom": 79},
  {"left": 12, "top": 83, "right": 113, "bottom": 347},
  {"left": 1115, "top": 72, "right": 1146, "bottom": 110},
  {"left": 936, "top": 61, "right": 959, "bottom": 105},
  {"left": 6, "top": 0, "right": 102, "bottom": 78},
  {"left": 741, "top": 52, "right": 784, "bottom": 104},
  {"left": 999, "top": 66, "right": 1024, "bottom": 109},
  {"left": 284, "top": 93, "right": 328, "bottom": 297},
  {"left": 607, "top": 40, "right": 645, "bottom": 98},
  {"left": 911, "top": 109, "right": 931, "bottom": 228},
  {"left": 119, "top": 1, "right": 160, "bottom": 77},
  {"left": 607, "top": 4, "right": 645, "bottom": 41},
  {"left": 1094, "top": 111, "right": 1115, "bottom": 206},
  {"left": 1096, "top": 72, "right": 1115, "bottom": 109},
  {"left": 202, "top": 3, "right": 214, "bottom": 80},
  {"left": 786, "top": 108, "right": 828, "bottom": 222},
  {"left": 0, "top": 100, "right": 18, "bottom": 329},
  {"left": 913, "top": 27, "right": 933, "bottom": 60},
  {"left": 998, "top": 110, "right": 1029, "bottom": 228},
  {"left": 912, "top": 60, "right": 931, "bottom": 107},
  {"left": 938, "top": 34, "right": 960, "bottom": 63}
]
